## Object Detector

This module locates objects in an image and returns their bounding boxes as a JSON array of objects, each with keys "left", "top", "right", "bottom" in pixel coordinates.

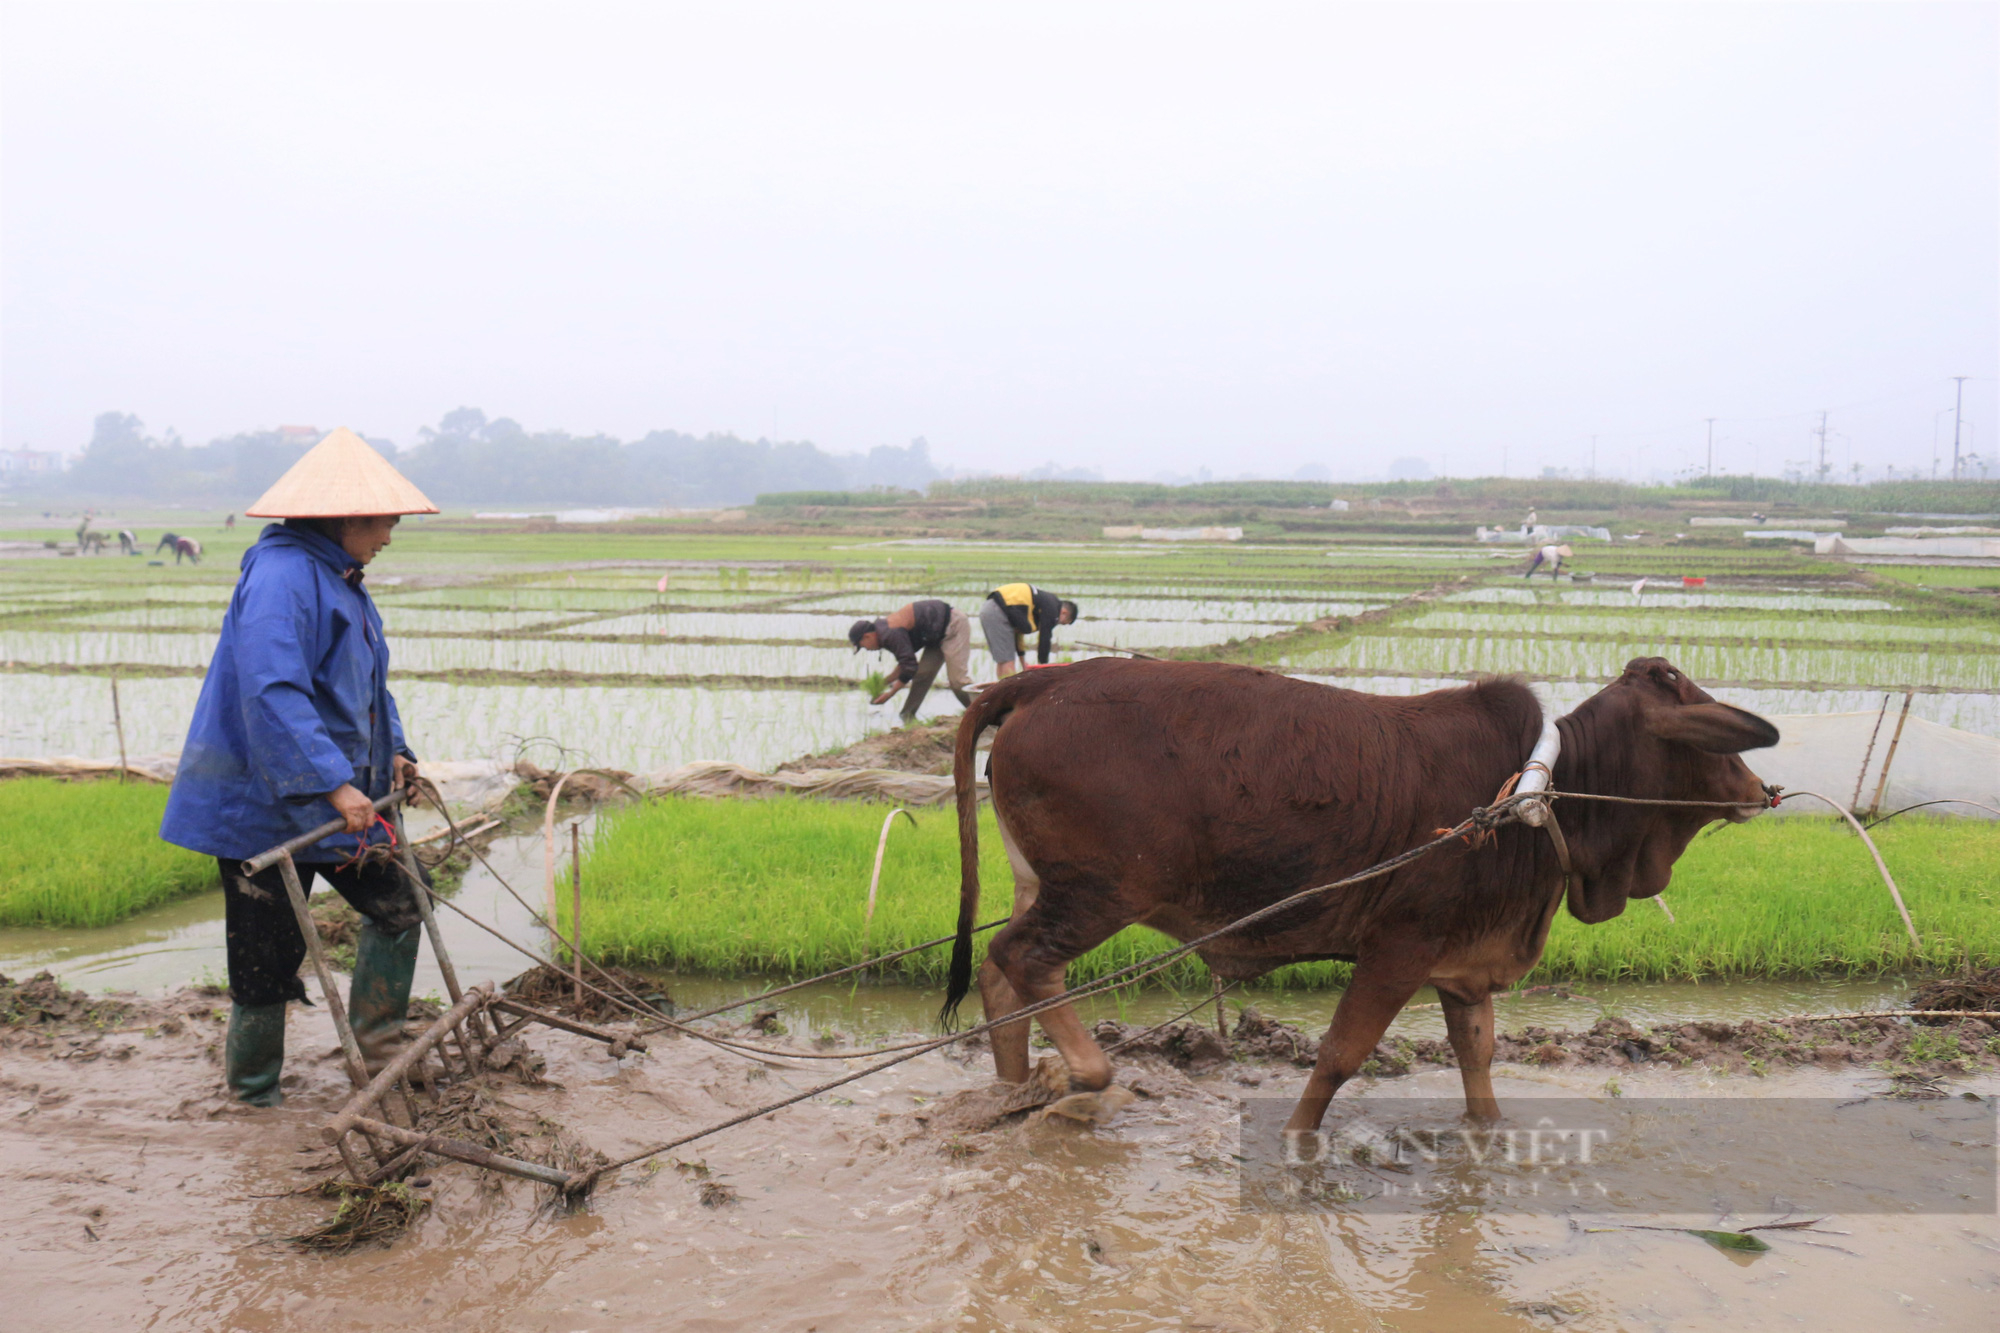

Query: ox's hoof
[{"left": 1040, "top": 1085, "right": 1136, "bottom": 1127}]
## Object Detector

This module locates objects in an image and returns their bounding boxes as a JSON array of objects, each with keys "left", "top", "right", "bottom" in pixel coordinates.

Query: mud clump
[
  {"left": 778, "top": 717, "right": 962, "bottom": 776},
  {"left": 514, "top": 762, "right": 639, "bottom": 803},
  {"left": 1230, "top": 1007, "right": 1319, "bottom": 1066},
  {"left": 914, "top": 1056, "right": 1075, "bottom": 1135},
  {"left": 0, "top": 971, "right": 133, "bottom": 1030},
  {"left": 502, "top": 963, "right": 672, "bottom": 1023},
  {"left": 1093, "top": 1017, "right": 1233, "bottom": 1073}
]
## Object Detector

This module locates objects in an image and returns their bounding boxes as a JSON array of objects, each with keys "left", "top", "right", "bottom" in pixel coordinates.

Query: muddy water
[
  {"left": 0, "top": 831, "right": 1992, "bottom": 1330},
  {"left": 4, "top": 978, "right": 1995, "bottom": 1332}
]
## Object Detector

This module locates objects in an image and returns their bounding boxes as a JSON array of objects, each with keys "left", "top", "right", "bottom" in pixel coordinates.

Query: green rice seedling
[
  {"left": 567, "top": 801, "right": 2000, "bottom": 990},
  {"left": 0, "top": 778, "right": 217, "bottom": 927},
  {"left": 566, "top": 794, "right": 1210, "bottom": 987},
  {"left": 1532, "top": 816, "right": 2000, "bottom": 981}
]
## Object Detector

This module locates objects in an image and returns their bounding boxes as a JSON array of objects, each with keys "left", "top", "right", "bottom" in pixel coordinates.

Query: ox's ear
[{"left": 1645, "top": 703, "right": 1779, "bottom": 754}]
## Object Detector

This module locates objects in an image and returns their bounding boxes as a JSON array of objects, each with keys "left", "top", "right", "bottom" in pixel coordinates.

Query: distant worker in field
[
  {"left": 981, "top": 582, "right": 1078, "bottom": 678},
  {"left": 171, "top": 535, "right": 203, "bottom": 565},
  {"left": 225, "top": 512, "right": 237, "bottom": 530},
  {"left": 159, "top": 428, "right": 440, "bottom": 1108},
  {"left": 118, "top": 529, "right": 138, "bottom": 555},
  {"left": 1524, "top": 542, "right": 1572, "bottom": 579},
  {"left": 849, "top": 598, "right": 974, "bottom": 724}
]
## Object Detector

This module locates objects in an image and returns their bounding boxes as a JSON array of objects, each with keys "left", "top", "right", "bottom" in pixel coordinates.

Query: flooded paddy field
[
  {"left": 5, "top": 521, "right": 2000, "bottom": 1332},
  {"left": 5, "top": 526, "right": 1996, "bottom": 784}
]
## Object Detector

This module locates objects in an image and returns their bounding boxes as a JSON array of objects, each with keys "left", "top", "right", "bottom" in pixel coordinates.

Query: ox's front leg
[
  {"left": 1283, "top": 952, "right": 1434, "bottom": 1134},
  {"left": 1440, "top": 990, "right": 1500, "bottom": 1121}
]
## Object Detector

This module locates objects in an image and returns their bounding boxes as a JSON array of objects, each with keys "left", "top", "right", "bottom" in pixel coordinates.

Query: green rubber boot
[
  {"left": 225, "top": 1001, "right": 288, "bottom": 1107},
  {"left": 348, "top": 921, "right": 421, "bottom": 1077}
]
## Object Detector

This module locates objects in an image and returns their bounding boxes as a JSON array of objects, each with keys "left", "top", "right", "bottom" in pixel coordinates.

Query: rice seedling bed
[
  {"left": 1867, "top": 564, "right": 2000, "bottom": 590},
  {"left": 1447, "top": 587, "right": 1899, "bottom": 612},
  {"left": 568, "top": 799, "right": 2000, "bottom": 987},
  {"left": 0, "top": 777, "right": 217, "bottom": 928},
  {"left": 1405, "top": 609, "right": 1998, "bottom": 647},
  {"left": 1279, "top": 634, "right": 2000, "bottom": 692}
]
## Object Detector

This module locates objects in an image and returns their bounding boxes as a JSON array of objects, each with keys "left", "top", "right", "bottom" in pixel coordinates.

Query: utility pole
[
  {"left": 1814, "top": 410, "right": 1830, "bottom": 482},
  {"left": 1951, "top": 376, "right": 1968, "bottom": 481},
  {"left": 1705, "top": 418, "right": 1716, "bottom": 478}
]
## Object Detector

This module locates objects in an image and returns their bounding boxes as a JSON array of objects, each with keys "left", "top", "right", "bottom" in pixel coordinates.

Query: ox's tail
[{"left": 939, "top": 683, "right": 1016, "bottom": 1029}]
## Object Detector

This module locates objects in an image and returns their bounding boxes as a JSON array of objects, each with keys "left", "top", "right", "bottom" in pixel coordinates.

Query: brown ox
[{"left": 943, "top": 656, "right": 1777, "bottom": 1130}]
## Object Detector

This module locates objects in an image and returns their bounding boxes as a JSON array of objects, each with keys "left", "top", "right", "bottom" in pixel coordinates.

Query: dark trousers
[{"left": 217, "top": 856, "right": 425, "bottom": 1007}]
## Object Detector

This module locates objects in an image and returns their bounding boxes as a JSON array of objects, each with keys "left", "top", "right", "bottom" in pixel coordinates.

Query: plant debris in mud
[
  {"left": 1909, "top": 966, "right": 2000, "bottom": 1019},
  {"left": 310, "top": 898, "right": 362, "bottom": 972},
  {"left": 672, "top": 1158, "right": 738, "bottom": 1206},
  {"left": 289, "top": 1180, "right": 428, "bottom": 1253},
  {"left": 502, "top": 962, "right": 671, "bottom": 1022}
]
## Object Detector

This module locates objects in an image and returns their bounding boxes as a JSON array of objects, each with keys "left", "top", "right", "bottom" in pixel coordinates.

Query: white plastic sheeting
[
  {"left": 1751, "top": 712, "right": 1999, "bottom": 818},
  {"left": 1816, "top": 534, "right": 2000, "bottom": 558}
]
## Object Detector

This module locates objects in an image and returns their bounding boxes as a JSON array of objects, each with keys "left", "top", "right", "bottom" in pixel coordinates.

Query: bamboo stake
[
  {"left": 1849, "top": 692, "right": 1891, "bottom": 814},
  {"left": 864, "top": 807, "right": 915, "bottom": 950},
  {"left": 1782, "top": 790, "right": 1921, "bottom": 951},
  {"left": 1865, "top": 690, "right": 1915, "bottom": 818},
  {"left": 571, "top": 821, "right": 583, "bottom": 1008},
  {"left": 109, "top": 675, "right": 129, "bottom": 784}
]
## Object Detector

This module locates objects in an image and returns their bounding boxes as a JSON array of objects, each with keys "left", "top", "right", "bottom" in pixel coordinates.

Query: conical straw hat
[{"left": 245, "top": 428, "right": 439, "bottom": 517}]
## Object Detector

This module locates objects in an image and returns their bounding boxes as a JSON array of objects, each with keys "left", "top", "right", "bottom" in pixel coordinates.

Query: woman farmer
[{"left": 160, "top": 428, "right": 439, "bottom": 1106}]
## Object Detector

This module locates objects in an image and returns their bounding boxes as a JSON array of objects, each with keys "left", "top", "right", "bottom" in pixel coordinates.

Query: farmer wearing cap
[
  {"left": 981, "top": 582, "right": 1077, "bottom": 678},
  {"left": 160, "top": 428, "right": 438, "bottom": 1107},
  {"left": 849, "top": 598, "right": 974, "bottom": 724}
]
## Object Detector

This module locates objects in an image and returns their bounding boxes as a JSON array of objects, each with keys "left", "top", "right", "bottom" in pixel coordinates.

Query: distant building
[
  {"left": 277, "top": 425, "right": 319, "bottom": 445},
  {"left": 0, "top": 448, "right": 61, "bottom": 475}
]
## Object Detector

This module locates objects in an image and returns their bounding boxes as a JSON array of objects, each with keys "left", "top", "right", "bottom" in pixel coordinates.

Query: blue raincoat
[{"left": 160, "top": 523, "right": 415, "bottom": 861}]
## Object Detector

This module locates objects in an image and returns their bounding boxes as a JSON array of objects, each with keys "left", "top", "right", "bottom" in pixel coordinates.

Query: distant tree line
[
  {"left": 19, "top": 408, "right": 941, "bottom": 507},
  {"left": 761, "top": 474, "right": 2000, "bottom": 513}
]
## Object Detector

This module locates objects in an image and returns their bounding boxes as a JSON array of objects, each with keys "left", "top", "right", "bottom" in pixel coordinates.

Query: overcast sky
[{"left": 3, "top": 2, "right": 1994, "bottom": 482}]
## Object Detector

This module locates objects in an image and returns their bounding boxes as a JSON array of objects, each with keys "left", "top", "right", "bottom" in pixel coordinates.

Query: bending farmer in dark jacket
[
  {"left": 980, "top": 583, "right": 1077, "bottom": 678},
  {"left": 849, "top": 598, "right": 974, "bottom": 723},
  {"left": 159, "top": 428, "right": 440, "bottom": 1107}
]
